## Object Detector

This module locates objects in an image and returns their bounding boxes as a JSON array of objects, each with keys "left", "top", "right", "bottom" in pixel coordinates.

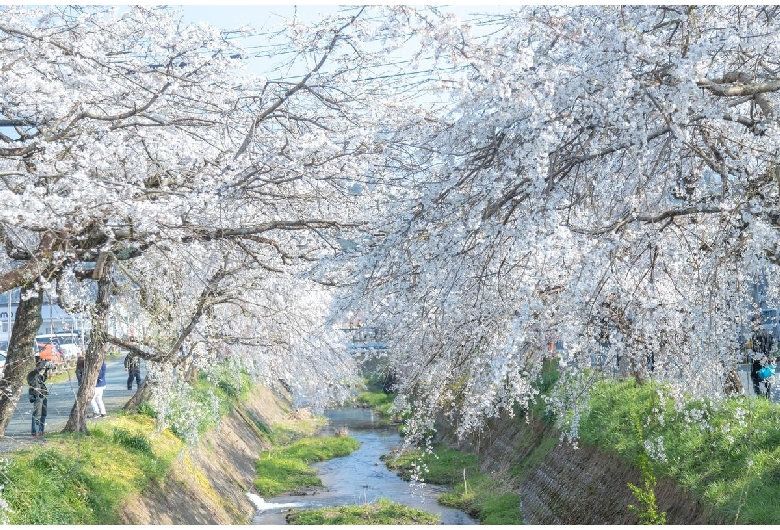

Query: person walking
[
  {"left": 89, "top": 361, "right": 108, "bottom": 419},
  {"left": 751, "top": 353, "right": 763, "bottom": 396},
  {"left": 124, "top": 352, "right": 142, "bottom": 390},
  {"left": 757, "top": 352, "right": 776, "bottom": 399},
  {"left": 27, "top": 357, "right": 52, "bottom": 437}
]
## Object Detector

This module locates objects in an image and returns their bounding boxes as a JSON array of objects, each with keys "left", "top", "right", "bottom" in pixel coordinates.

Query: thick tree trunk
[
  {"left": 64, "top": 254, "right": 114, "bottom": 433},
  {"left": 0, "top": 288, "right": 43, "bottom": 436}
]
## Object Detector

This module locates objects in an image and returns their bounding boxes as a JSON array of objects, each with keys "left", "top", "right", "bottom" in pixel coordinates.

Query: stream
[{"left": 249, "top": 407, "right": 477, "bottom": 525}]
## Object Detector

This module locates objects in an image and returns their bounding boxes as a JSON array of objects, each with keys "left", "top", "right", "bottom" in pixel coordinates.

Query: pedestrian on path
[
  {"left": 124, "top": 353, "right": 142, "bottom": 390},
  {"left": 27, "top": 357, "right": 53, "bottom": 436},
  {"left": 751, "top": 353, "right": 763, "bottom": 396},
  {"left": 89, "top": 361, "right": 108, "bottom": 418}
]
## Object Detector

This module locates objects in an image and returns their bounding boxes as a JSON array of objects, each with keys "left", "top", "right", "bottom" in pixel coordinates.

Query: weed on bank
[
  {"left": 354, "top": 390, "right": 396, "bottom": 420},
  {"left": 577, "top": 379, "right": 780, "bottom": 524},
  {"left": 384, "top": 445, "right": 521, "bottom": 524}
]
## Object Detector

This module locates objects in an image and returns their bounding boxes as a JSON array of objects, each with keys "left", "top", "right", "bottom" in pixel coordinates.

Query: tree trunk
[
  {"left": 186, "top": 365, "right": 199, "bottom": 384},
  {"left": 0, "top": 288, "right": 43, "bottom": 436},
  {"left": 724, "top": 366, "right": 743, "bottom": 395},
  {"left": 629, "top": 354, "right": 648, "bottom": 385},
  {"left": 123, "top": 377, "right": 152, "bottom": 411},
  {"left": 64, "top": 254, "right": 114, "bottom": 433}
]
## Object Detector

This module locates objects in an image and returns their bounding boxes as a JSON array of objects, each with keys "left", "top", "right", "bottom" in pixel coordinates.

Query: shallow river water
[{"left": 250, "top": 407, "right": 477, "bottom": 525}]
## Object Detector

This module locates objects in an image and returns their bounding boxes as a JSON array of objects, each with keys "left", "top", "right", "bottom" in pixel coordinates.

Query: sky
[
  {"left": 176, "top": 4, "right": 519, "bottom": 29},
  {"left": 176, "top": 5, "right": 367, "bottom": 77},
  {"left": 178, "top": 4, "right": 341, "bottom": 28},
  {"left": 173, "top": 4, "right": 520, "bottom": 81}
]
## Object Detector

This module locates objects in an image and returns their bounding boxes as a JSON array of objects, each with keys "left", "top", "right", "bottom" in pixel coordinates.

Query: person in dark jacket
[
  {"left": 751, "top": 354, "right": 763, "bottom": 396},
  {"left": 124, "top": 353, "right": 142, "bottom": 390},
  {"left": 75, "top": 355, "right": 85, "bottom": 386},
  {"left": 750, "top": 331, "right": 773, "bottom": 395},
  {"left": 27, "top": 357, "right": 52, "bottom": 436}
]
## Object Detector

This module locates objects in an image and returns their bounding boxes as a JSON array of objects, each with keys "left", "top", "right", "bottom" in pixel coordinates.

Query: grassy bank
[
  {"left": 577, "top": 379, "right": 780, "bottom": 524},
  {"left": 254, "top": 435, "right": 360, "bottom": 496},
  {"left": 286, "top": 498, "right": 439, "bottom": 525},
  {"left": 0, "top": 414, "right": 183, "bottom": 524},
  {"left": 354, "top": 390, "right": 395, "bottom": 418},
  {"left": 0, "top": 365, "right": 287, "bottom": 524},
  {"left": 384, "top": 445, "right": 521, "bottom": 524}
]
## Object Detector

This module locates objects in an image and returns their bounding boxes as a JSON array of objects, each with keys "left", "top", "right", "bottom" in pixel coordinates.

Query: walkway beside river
[{"left": 0, "top": 356, "right": 142, "bottom": 452}]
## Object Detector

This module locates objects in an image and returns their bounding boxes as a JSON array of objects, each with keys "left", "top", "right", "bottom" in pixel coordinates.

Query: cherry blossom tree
[
  {"left": 9, "top": 4, "right": 779, "bottom": 446},
  {"left": 0, "top": 5, "right": 250, "bottom": 431},
  {"left": 339, "top": 5, "right": 780, "bottom": 442},
  {"left": 0, "top": 5, "right": 413, "bottom": 433}
]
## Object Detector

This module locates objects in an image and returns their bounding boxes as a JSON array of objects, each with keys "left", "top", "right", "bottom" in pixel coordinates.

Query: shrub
[{"left": 112, "top": 428, "right": 154, "bottom": 457}]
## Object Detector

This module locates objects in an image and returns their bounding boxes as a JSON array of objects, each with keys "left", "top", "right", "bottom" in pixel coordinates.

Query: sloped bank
[
  {"left": 119, "top": 384, "right": 294, "bottom": 524},
  {"left": 435, "top": 406, "right": 717, "bottom": 524}
]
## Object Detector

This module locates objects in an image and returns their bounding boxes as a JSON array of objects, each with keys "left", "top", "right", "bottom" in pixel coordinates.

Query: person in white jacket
[{"left": 88, "top": 361, "right": 108, "bottom": 418}]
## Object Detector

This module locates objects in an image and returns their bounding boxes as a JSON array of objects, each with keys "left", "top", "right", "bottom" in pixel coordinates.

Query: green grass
[
  {"left": 0, "top": 367, "right": 322, "bottom": 524},
  {"left": 0, "top": 413, "right": 183, "bottom": 524},
  {"left": 267, "top": 415, "right": 328, "bottom": 446},
  {"left": 437, "top": 472, "right": 521, "bottom": 524},
  {"left": 438, "top": 473, "right": 520, "bottom": 525},
  {"left": 577, "top": 379, "right": 780, "bottom": 524},
  {"left": 355, "top": 391, "right": 396, "bottom": 420},
  {"left": 254, "top": 436, "right": 360, "bottom": 496},
  {"left": 385, "top": 445, "right": 520, "bottom": 524},
  {"left": 286, "top": 498, "right": 439, "bottom": 525},
  {"left": 385, "top": 445, "right": 479, "bottom": 483}
]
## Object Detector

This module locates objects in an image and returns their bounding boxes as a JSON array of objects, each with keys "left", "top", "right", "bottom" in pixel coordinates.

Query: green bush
[
  {"left": 200, "top": 362, "right": 251, "bottom": 401},
  {"left": 112, "top": 427, "right": 154, "bottom": 457},
  {"left": 136, "top": 401, "right": 157, "bottom": 419}
]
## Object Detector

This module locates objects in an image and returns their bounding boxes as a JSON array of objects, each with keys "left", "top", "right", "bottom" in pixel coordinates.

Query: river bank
[
  {"left": 120, "top": 384, "right": 298, "bottom": 524},
  {"left": 252, "top": 407, "right": 477, "bottom": 525},
  {"left": 427, "top": 377, "right": 780, "bottom": 524},
  {"left": 6, "top": 365, "right": 767, "bottom": 524},
  {"left": 0, "top": 376, "right": 305, "bottom": 525},
  {"left": 0, "top": 377, "right": 475, "bottom": 525}
]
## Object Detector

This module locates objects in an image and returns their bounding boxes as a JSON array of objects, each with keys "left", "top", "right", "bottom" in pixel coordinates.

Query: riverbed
[{"left": 250, "top": 407, "right": 477, "bottom": 525}]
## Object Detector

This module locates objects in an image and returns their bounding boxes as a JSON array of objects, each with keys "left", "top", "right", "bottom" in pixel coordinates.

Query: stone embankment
[
  {"left": 107, "top": 380, "right": 716, "bottom": 524},
  {"left": 437, "top": 411, "right": 716, "bottom": 524},
  {"left": 119, "top": 385, "right": 292, "bottom": 524}
]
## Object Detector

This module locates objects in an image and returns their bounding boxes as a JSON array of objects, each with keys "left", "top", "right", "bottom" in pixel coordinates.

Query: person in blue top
[{"left": 88, "top": 361, "right": 108, "bottom": 418}]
